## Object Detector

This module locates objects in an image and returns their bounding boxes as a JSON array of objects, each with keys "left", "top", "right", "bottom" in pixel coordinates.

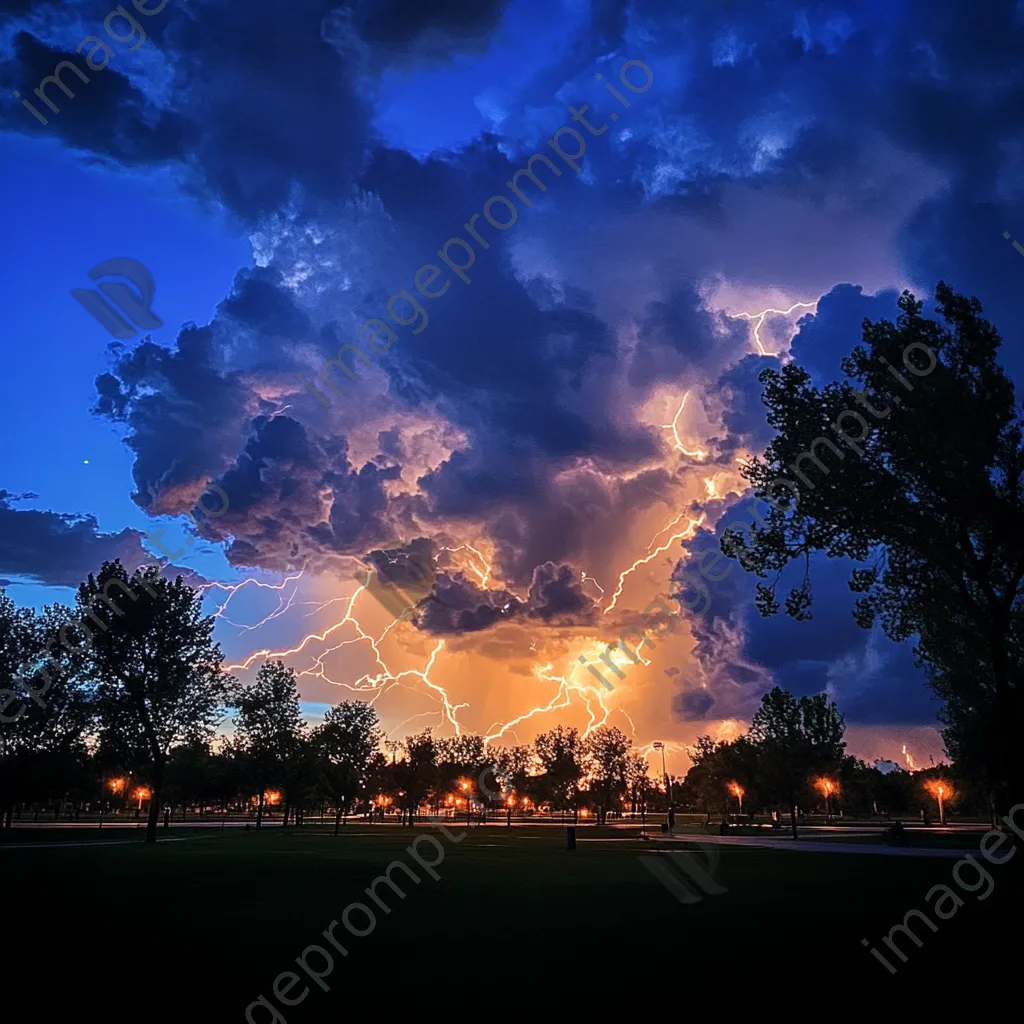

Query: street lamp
[
  {"left": 728, "top": 782, "right": 744, "bottom": 819},
  {"left": 815, "top": 778, "right": 837, "bottom": 823},
  {"left": 925, "top": 779, "right": 949, "bottom": 825}
]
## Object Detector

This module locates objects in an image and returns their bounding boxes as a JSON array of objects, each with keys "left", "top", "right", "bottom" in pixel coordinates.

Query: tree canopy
[{"left": 723, "top": 284, "right": 1024, "bottom": 809}]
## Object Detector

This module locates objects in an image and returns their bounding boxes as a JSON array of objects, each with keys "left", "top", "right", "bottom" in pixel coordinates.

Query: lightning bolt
[
  {"left": 661, "top": 391, "right": 708, "bottom": 460},
  {"left": 605, "top": 512, "right": 706, "bottom": 614},
  {"left": 227, "top": 574, "right": 468, "bottom": 733},
  {"left": 226, "top": 506, "right": 706, "bottom": 753},
  {"left": 733, "top": 300, "right": 818, "bottom": 356},
  {"left": 440, "top": 544, "right": 494, "bottom": 587},
  {"left": 196, "top": 573, "right": 305, "bottom": 631}
]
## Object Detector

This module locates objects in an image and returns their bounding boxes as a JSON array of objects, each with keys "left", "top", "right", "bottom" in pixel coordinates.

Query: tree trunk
[
  {"left": 256, "top": 789, "right": 265, "bottom": 830},
  {"left": 281, "top": 800, "right": 290, "bottom": 829},
  {"left": 145, "top": 794, "right": 160, "bottom": 844},
  {"left": 144, "top": 757, "right": 166, "bottom": 844},
  {"left": 789, "top": 803, "right": 798, "bottom": 839}
]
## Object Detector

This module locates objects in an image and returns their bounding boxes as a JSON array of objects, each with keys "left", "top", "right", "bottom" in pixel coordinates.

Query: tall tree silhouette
[
  {"left": 0, "top": 599, "right": 93, "bottom": 830},
  {"left": 582, "top": 726, "right": 630, "bottom": 824},
  {"left": 393, "top": 730, "right": 437, "bottom": 826},
  {"left": 534, "top": 726, "right": 584, "bottom": 821},
  {"left": 233, "top": 661, "right": 304, "bottom": 829},
  {"left": 722, "top": 284, "right": 1024, "bottom": 812},
  {"left": 80, "top": 562, "right": 229, "bottom": 843},
  {"left": 749, "top": 687, "right": 845, "bottom": 837},
  {"left": 314, "top": 701, "right": 381, "bottom": 834}
]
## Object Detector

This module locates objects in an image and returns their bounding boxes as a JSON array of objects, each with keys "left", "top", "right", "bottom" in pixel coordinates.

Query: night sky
[{"left": 2, "top": 0, "right": 1023, "bottom": 770}]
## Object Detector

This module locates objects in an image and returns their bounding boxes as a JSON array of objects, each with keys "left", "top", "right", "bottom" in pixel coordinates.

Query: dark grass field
[{"left": 7, "top": 824, "right": 1021, "bottom": 1019}]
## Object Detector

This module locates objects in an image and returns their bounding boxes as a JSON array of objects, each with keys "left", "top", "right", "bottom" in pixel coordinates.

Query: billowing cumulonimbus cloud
[{"left": 4, "top": 0, "right": 1022, "bottom": 734}]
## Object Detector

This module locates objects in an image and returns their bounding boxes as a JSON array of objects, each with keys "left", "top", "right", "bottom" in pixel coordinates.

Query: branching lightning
[
  {"left": 197, "top": 573, "right": 305, "bottom": 632},
  {"left": 604, "top": 512, "right": 706, "bottom": 614},
  {"left": 733, "top": 300, "right": 818, "bottom": 356},
  {"left": 225, "top": 394, "right": 714, "bottom": 754}
]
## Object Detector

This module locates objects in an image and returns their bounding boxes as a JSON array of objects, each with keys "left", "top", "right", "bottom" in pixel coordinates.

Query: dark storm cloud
[
  {"left": 8, "top": 0, "right": 1022, "bottom": 732},
  {"left": 94, "top": 324, "right": 254, "bottom": 515},
  {"left": 0, "top": 0, "right": 522, "bottom": 218},
  {"left": 526, "top": 561, "right": 597, "bottom": 624},
  {"left": 788, "top": 285, "right": 902, "bottom": 385},
  {"left": 197, "top": 413, "right": 406, "bottom": 572},
  {"left": 347, "top": 0, "right": 511, "bottom": 52},
  {"left": 710, "top": 353, "right": 779, "bottom": 461},
  {"left": 93, "top": 265, "right": 326, "bottom": 516},
  {"left": 1, "top": 31, "right": 188, "bottom": 160},
  {"left": 415, "top": 571, "right": 523, "bottom": 635},
  {"left": 479, "top": 463, "right": 675, "bottom": 587},
  {"left": 672, "top": 497, "right": 935, "bottom": 725},
  {"left": 898, "top": 192, "right": 1024, "bottom": 383},
  {"left": 364, "top": 536, "right": 436, "bottom": 590},
  {"left": 357, "top": 144, "right": 657, "bottom": 466},
  {"left": 0, "top": 489, "right": 152, "bottom": 588},
  {"left": 631, "top": 283, "right": 750, "bottom": 388},
  {"left": 415, "top": 560, "right": 597, "bottom": 635}
]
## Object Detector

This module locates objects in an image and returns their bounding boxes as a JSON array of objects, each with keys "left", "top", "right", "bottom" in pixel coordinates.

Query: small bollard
[{"left": 566, "top": 825, "right": 577, "bottom": 851}]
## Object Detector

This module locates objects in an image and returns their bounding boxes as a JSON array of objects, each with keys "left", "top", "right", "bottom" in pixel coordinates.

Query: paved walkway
[
  {"left": 657, "top": 832, "right": 978, "bottom": 858},
  {"left": 0, "top": 835, "right": 219, "bottom": 851}
]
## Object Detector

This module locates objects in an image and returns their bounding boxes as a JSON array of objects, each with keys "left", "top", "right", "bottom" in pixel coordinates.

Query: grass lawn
[{"left": 7, "top": 823, "right": 1021, "bottom": 1018}]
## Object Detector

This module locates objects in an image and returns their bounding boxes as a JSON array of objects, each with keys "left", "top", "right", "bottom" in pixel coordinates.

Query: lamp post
[
  {"left": 815, "top": 778, "right": 836, "bottom": 824},
  {"left": 729, "top": 782, "right": 744, "bottom": 820},
  {"left": 925, "top": 780, "right": 949, "bottom": 825}
]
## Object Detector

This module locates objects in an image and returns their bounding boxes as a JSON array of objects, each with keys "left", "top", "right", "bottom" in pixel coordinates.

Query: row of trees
[
  {"left": 0, "top": 556, "right": 979, "bottom": 843},
  {"left": 681, "top": 692, "right": 983, "bottom": 827},
  {"left": 0, "top": 562, "right": 654, "bottom": 840}
]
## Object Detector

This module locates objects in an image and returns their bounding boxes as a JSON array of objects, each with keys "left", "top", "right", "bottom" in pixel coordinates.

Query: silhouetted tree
[
  {"left": 233, "top": 660, "right": 303, "bottom": 829},
  {"left": 720, "top": 285, "right": 1024, "bottom": 812},
  {"left": 625, "top": 752, "right": 651, "bottom": 820},
  {"left": 582, "top": 726, "right": 630, "bottom": 824},
  {"left": 314, "top": 701, "right": 381, "bottom": 834},
  {"left": 165, "top": 741, "right": 215, "bottom": 820},
  {"left": 534, "top": 726, "right": 584, "bottom": 821},
  {"left": 394, "top": 730, "right": 436, "bottom": 826},
  {"left": 0, "top": 601, "right": 93, "bottom": 828},
  {"left": 81, "top": 563, "right": 229, "bottom": 844},
  {"left": 748, "top": 687, "right": 846, "bottom": 837}
]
